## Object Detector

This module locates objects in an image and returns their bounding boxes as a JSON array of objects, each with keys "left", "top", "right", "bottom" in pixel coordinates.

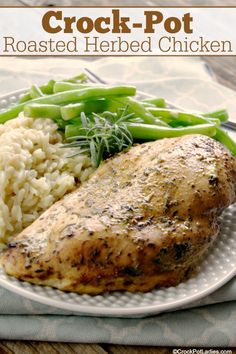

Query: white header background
[{"left": 0, "top": 7, "right": 235, "bottom": 55}]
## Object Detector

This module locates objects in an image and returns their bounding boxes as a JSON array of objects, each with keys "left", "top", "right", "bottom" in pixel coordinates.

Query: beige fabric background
[{"left": 1, "top": 0, "right": 236, "bottom": 7}]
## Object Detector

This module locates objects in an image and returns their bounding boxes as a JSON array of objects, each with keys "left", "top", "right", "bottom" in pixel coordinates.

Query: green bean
[
  {"left": 207, "top": 118, "right": 221, "bottom": 126},
  {"left": 39, "top": 86, "right": 136, "bottom": 106},
  {"left": 40, "top": 80, "right": 56, "bottom": 94},
  {"left": 147, "top": 107, "right": 227, "bottom": 126},
  {"left": 214, "top": 127, "right": 236, "bottom": 156},
  {"left": 54, "top": 82, "right": 99, "bottom": 93},
  {"left": 0, "top": 103, "right": 26, "bottom": 122},
  {"left": 29, "top": 85, "right": 44, "bottom": 99},
  {"left": 203, "top": 109, "right": 228, "bottom": 122},
  {"left": 126, "top": 123, "right": 216, "bottom": 140},
  {"left": 64, "top": 117, "right": 84, "bottom": 126},
  {"left": 129, "top": 117, "right": 144, "bottom": 123},
  {"left": 61, "top": 103, "right": 84, "bottom": 120},
  {"left": 61, "top": 99, "right": 108, "bottom": 120},
  {"left": 19, "top": 80, "right": 56, "bottom": 103},
  {"left": 65, "top": 124, "right": 83, "bottom": 139},
  {"left": 0, "top": 86, "right": 136, "bottom": 124},
  {"left": 66, "top": 73, "right": 87, "bottom": 83},
  {"left": 19, "top": 93, "right": 31, "bottom": 103},
  {"left": 19, "top": 73, "right": 86, "bottom": 103},
  {"left": 142, "top": 97, "right": 166, "bottom": 108},
  {"left": 24, "top": 103, "right": 61, "bottom": 120},
  {"left": 66, "top": 121, "right": 216, "bottom": 141},
  {"left": 147, "top": 108, "right": 220, "bottom": 127},
  {"left": 112, "top": 97, "right": 167, "bottom": 126}
]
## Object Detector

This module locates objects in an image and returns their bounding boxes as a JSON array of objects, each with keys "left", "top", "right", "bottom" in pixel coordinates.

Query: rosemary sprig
[{"left": 63, "top": 108, "right": 134, "bottom": 167}]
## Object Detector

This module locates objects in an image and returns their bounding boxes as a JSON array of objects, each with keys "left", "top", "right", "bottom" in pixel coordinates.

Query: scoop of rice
[{"left": 0, "top": 115, "right": 93, "bottom": 246}]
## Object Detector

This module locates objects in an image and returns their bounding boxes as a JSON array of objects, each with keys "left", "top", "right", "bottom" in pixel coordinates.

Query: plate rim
[{"left": 0, "top": 263, "right": 236, "bottom": 317}]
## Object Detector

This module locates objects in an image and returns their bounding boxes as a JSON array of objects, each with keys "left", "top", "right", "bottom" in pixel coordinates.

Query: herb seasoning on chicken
[{"left": 1, "top": 134, "right": 236, "bottom": 294}]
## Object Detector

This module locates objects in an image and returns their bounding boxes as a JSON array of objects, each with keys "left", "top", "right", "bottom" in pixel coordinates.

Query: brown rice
[{"left": 0, "top": 115, "right": 93, "bottom": 246}]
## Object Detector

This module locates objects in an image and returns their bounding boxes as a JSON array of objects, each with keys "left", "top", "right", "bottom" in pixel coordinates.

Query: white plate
[{"left": 0, "top": 89, "right": 235, "bottom": 318}]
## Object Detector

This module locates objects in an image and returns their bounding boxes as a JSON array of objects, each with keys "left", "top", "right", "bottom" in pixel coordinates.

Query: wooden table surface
[{"left": 0, "top": 1, "right": 236, "bottom": 353}]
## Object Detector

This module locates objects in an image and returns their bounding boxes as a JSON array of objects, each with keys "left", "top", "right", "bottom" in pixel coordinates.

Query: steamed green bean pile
[{"left": 0, "top": 73, "right": 235, "bottom": 167}]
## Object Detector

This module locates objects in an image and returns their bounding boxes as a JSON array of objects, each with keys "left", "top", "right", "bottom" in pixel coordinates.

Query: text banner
[{"left": 0, "top": 7, "right": 235, "bottom": 55}]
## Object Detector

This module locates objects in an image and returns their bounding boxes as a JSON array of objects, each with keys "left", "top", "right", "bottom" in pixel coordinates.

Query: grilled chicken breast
[{"left": 2, "top": 135, "right": 236, "bottom": 294}]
